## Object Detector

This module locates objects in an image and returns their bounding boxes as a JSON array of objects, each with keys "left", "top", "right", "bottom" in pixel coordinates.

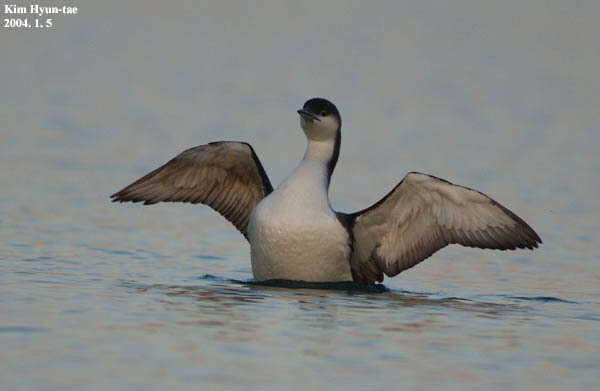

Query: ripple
[
  {"left": 196, "top": 274, "right": 231, "bottom": 282},
  {"left": 509, "top": 296, "right": 577, "bottom": 303},
  {"left": 480, "top": 294, "right": 577, "bottom": 304},
  {"left": 192, "top": 255, "right": 226, "bottom": 261},
  {"left": 87, "top": 246, "right": 137, "bottom": 256}
]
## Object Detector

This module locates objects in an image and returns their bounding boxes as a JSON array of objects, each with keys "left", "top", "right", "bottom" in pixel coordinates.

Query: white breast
[{"left": 247, "top": 160, "right": 352, "bottom": 282}]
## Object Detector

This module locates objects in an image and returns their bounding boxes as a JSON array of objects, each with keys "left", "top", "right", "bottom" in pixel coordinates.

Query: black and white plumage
[{"left": 112, "top": 98, "right": 541, "bottom": 284}]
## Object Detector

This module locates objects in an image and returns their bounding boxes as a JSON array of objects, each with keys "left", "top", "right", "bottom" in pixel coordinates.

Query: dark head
[{"left": 297, "top": 98, "right": 341, "bottom": 141}]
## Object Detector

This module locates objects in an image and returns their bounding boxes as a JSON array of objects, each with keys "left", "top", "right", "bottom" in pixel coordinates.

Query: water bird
[{"left": 111, "top": 98, "right": 541, "bottom": 283}]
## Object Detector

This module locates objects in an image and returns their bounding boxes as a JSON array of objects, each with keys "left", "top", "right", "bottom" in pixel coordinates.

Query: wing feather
[
  {"left": 111, "top": 141, "right": 273, "bottom": 238},
  {"left": 348, "top": 172, "right": 541, "bottom": 283}
]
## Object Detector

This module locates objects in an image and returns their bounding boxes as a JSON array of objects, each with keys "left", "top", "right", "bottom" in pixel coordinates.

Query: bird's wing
[
  {"left": 111, "top": 141, "right": 273, "bottom": 238},
  {"left": 346, "top": 172, "right": 541, "bottom": 283}
]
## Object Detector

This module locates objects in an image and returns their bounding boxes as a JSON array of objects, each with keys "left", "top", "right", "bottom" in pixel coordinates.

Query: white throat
[
  {"left": 274, "top": 137, "right": 334, "bottom": 207},
  {"left": 303, "top": 138, "right": 336, "bottom": 170}
]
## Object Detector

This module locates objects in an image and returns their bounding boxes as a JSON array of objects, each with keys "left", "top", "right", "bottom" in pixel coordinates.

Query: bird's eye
[{"left": 320, "top": 111, "right": 327, "bottom": 116}]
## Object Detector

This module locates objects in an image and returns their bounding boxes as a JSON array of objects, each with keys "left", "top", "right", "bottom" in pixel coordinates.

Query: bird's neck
[
  {"left": 302, "top": 133, "right": 341, "bottom": 186},
  {"left": 303, "top": 139, "right": 335, "bottom": 165}
]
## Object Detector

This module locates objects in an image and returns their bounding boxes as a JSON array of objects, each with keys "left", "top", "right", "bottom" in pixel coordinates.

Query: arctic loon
[{"left": 111, "top": 98, "right": 541, "bottom": 284}]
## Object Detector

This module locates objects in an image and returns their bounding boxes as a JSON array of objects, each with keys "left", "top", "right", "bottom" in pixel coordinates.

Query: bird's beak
[{"left": 297, "top": 109, "right": 321, "bottom": 122}]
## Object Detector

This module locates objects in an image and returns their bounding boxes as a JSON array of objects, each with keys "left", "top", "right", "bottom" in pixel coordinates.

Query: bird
[{"left": 111, "top": 98, "right": 541, "bottom": 284}]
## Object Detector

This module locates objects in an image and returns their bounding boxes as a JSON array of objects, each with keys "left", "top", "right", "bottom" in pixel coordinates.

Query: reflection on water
[{"left": 120, "top": 276, "right": 570, "bottom": 328}]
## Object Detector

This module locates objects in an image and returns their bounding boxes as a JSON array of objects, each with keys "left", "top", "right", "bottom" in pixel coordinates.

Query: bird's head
[{"left": 297, "top": 98, "right": 341, "bottom": 141}]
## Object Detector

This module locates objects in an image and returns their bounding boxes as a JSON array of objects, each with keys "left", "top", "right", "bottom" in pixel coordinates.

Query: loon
[{"left": 111, "top": 98, "right": 541, "bottom": 284}]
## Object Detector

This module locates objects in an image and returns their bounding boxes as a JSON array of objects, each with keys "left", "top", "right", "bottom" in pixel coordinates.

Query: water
[{"left": 1, "top": 1, "right": 599, "bottom": 390}]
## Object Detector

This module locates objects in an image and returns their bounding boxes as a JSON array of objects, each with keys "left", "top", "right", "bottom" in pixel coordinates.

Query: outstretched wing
[
  {"left": 111, "top": 141, "right": 273, "bottom": 238},
  {"left": 346, "top": 172, "right": 541, "bottom": 283}
]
